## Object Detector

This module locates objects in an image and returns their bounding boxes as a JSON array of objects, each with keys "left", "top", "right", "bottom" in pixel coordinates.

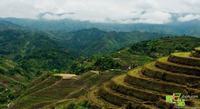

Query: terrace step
[
  {"left": 142, "top": 62, "right": 200, "bottom": 88},
  {"left": 192, "top": 51, "right": 200, "bottom": 58},
  {"left": 87, "top": 88, "right": 118, "bottom": 109},
  {"left": 98, "top": 82, "right": 158, "bottom": 109},
  {"left": 194, "top": 47, "right": 200, "bottom": 53},
  {"left": 30, "top": 79, "right": 77, "bottom": 100},
  {"left": 22, "top": 76, "right": 61, "bottom": 97},
  {"left": 191, "top": 47, "right": 200, "bottom": 58},
  {"left": 156, "top": 57, "right": 200, "bottom": 76},
  {"left": 125, "top": 68, "right": 200, "bottom": 96},
  {"left": 110, "top": 74, "right": 166, "bottom": 101},
  {"left": 110, "top": 75, "right": 173, "bottom": 109},
  {"left": 168, "top": 52, "right": 200, "bottom": 67}
]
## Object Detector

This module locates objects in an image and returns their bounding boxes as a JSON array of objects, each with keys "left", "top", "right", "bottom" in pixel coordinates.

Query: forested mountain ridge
[
  {"left": 0, "top": 19, "right": 169, "bottom": 56},
  {"left": 0, "top": 29, "right": 74, "bottom": 72},
  {"left": 52, "top": 28, "right": 167, "bottom": 56}
]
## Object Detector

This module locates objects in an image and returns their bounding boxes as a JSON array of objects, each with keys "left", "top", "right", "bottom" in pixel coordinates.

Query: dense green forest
[{"left": 50, "top": 28, "right": 167, "bottom": 56}]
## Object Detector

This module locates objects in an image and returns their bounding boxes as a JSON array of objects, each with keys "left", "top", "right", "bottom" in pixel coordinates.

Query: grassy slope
[
  {"left": 9, "top": 69, "right": 124, "bottom": 109},
  {"left": 0, "top": 58, "right": 28, "bottom": 108}
]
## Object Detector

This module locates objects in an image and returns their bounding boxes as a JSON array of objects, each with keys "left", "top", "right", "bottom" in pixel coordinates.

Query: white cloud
[
  {"left": 132, "top": 11, "right": 172, "bottom": 24},
  {"left": 178, "top": 14, "right": 200, "bottom": 22},
  {"left": 0, "top": 0, "right": 199, "bottom": 24}
]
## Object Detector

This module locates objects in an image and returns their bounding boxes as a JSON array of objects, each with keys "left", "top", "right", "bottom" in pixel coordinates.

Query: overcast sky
[{"left": 0, "top": 0, "right": 200, "bottom": 24}]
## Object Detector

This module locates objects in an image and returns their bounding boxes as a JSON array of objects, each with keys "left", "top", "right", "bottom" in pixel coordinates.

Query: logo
[{"left": 165, "top": 93, "right": 185, "bottom": 107}]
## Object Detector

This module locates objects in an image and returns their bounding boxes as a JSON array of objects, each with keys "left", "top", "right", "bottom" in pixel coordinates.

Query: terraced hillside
[
  {"left": 8, "top": 69, "right": 123, "bottom": 109},
  {"left": 88, "top": 48, "right": 200, "bottom": 108}
]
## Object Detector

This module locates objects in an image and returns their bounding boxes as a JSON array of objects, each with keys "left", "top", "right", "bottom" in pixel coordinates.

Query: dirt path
[{"left": 53, "top": 74, "right": 78, "bottom": 80}]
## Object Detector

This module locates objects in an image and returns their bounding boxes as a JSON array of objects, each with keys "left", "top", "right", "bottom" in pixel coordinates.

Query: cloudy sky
[{"left": 0, "top": 0, "right": 200, "bottom": 24}]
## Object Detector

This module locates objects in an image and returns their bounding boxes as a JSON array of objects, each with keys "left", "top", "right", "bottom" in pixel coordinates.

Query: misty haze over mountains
[
  {"left": 0, "top": 17, "right": 200, "bottom": 36},
  {"left": 0, "top": 0, "right": 199, "bottom": 36}
]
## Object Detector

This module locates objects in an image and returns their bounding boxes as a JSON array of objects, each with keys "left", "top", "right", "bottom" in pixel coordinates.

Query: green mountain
[
  {"left": 51, "top": 28, "right": 167, "bottom": 56},
  {"left": 0, "top": 28, "right": 74, "bottom": 71},
  {"left": 69, "top": 36, "right": 200, "bottom": 74},
  {"left": 7, "top": 36, "right": 200, "bottom": 109},
  {"left": 0, "top": 19, "right": 169, "bottom": 56},
  {"left": 0, "top": 26, "right": 167, "bottom": 107},
  {"left": 0, "top": 28, "right": 75, "bottom": 108}
]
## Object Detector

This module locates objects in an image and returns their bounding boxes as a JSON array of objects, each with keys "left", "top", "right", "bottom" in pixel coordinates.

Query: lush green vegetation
[
  {"left": 0, "top": 28, "right": 74, "bottom": 107},
  {"left": 0, "top": 58, "right": 27, "bottom": 107},
  {"left": 69, "top": 36, "right": 200, "bottom": 75},
  {"left": 53, "top": 28, "right": 167, "bottom": 56},
  {"left": 130, "top": 36, "right": 200, "bottom": 57},
  {"left": 0, "top": 20, "right": 200, "bottom": 108},
  {"left": 0, "top": 29, "right": 74, "bottom": 72},
  {"left": 9, "top": 70, "right": 124, "bottom": 109}
]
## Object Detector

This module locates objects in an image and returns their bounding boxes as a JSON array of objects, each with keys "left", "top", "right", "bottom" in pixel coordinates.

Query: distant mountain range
[
  {"left": 0, "top": 19, "right": 168, "bottom": 56},
  {"left": 52, "top": 28, "right": 167, "bottom": 56},
  {"left": 1, "top": 17, "right": 200, "bottom": 36}
]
